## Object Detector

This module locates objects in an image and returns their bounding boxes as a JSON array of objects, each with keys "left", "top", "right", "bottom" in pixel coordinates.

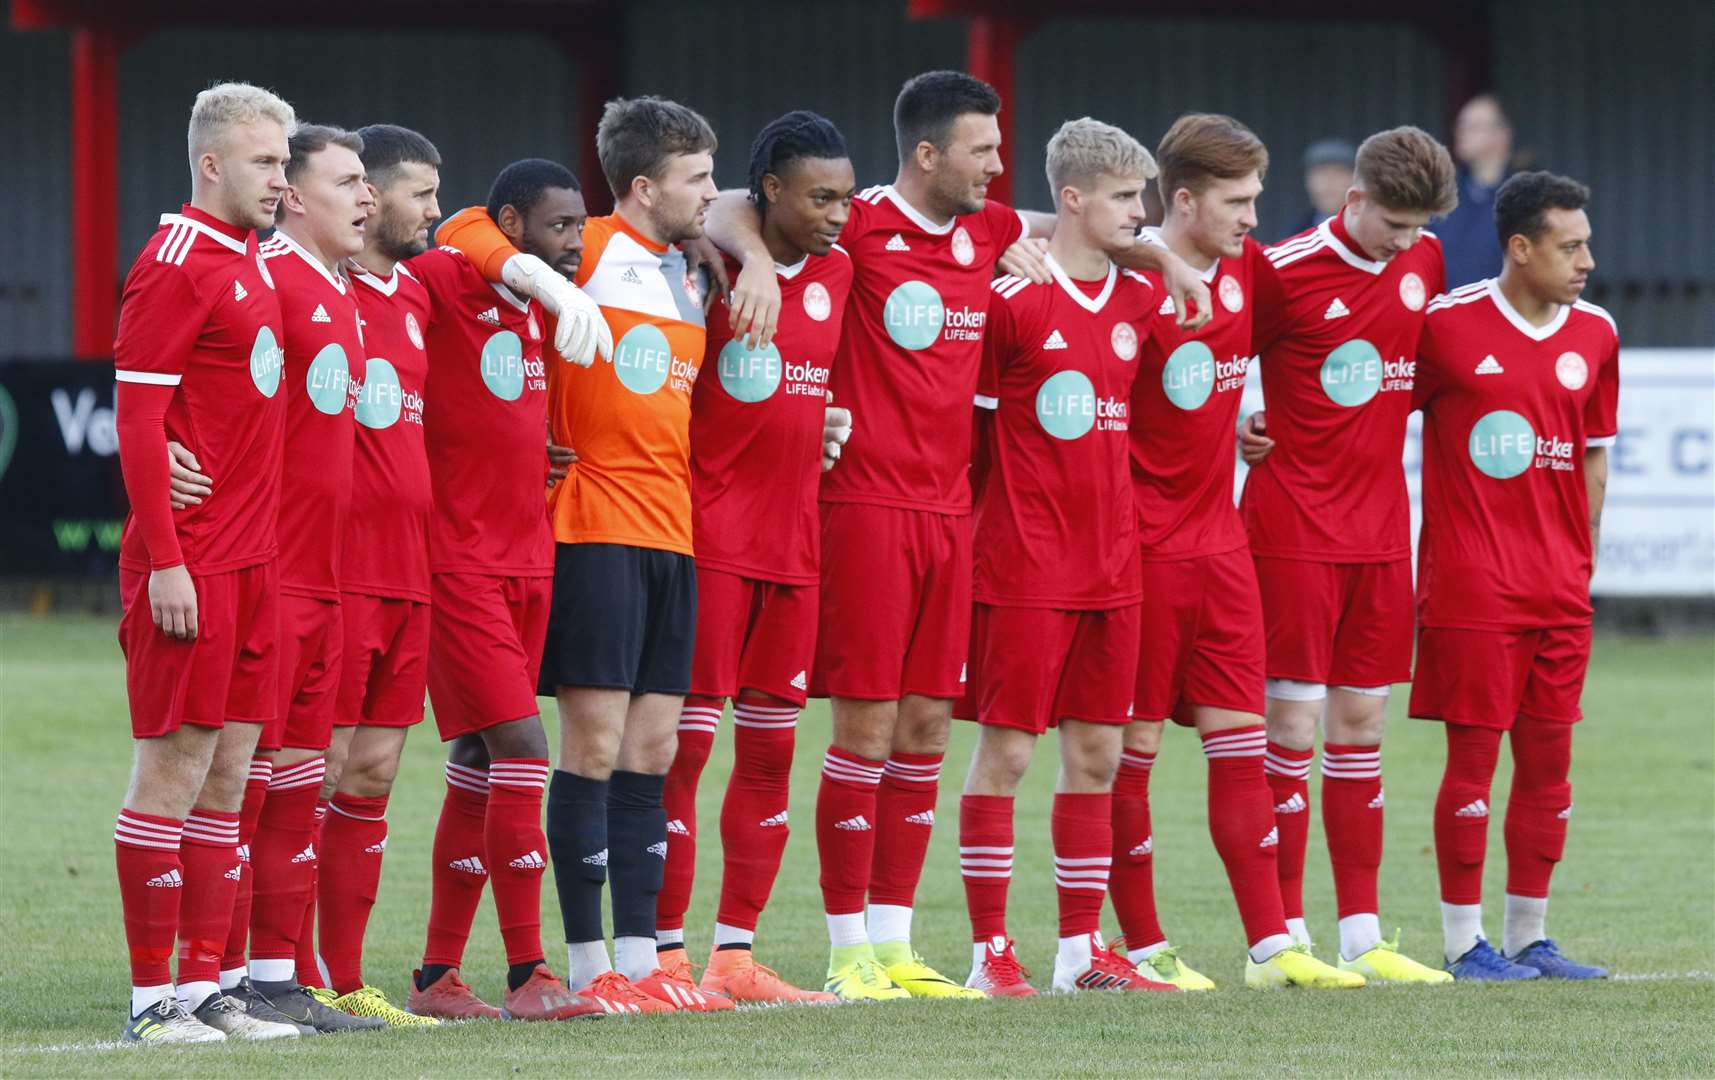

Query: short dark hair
[
  {"left": 595, "top": 96, "right": 717, "bottom": 201},
  {"left": 355, "top": 123, "right": 441, "bottom": 189},
  {"left": 1494, "top": 170, "right": 1590, "bottom": 246},
  {"left": 485, "top": 158, "right": 579, "bottom": 222},
  {"left": 893, "top": 70, "right": 1001, "bottom": 163},
  {"left": 284, "top": 123, "right": 363, "bottom": 185},
  {"left": 747, "top": 110, "right": 849, "bottom": 215}
]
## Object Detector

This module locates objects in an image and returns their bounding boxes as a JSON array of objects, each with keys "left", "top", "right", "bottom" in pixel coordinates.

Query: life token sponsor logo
[
  {"left": 1471, "top": 408, "right": 1576, "bottom": 477},
  {"left": 479, "top": 329, "right": 529, "bottom": 400},
  {"left": 883, "top": 279, "right": 945, "bottom": 350},
  {"left": 803, "top": 281, "right": 832, "bottom": 321},
  {"left": 1162, "top": 340, "right": 1214, "bottom": 410},
  {"left": 310, "top": 303, "right": 332, "bottom": 324},
  {"left": 306, "top": 343, "right": 351, "bottom": 414},
  {"left": 614, "top": 323, "right": 699, "bottom": 395},
  {"left": 405, "top": 311, "right": 424, "bottom": 350},
  {"left": 249, "top": 326, "right": 284, "bottom": 397},
  {"left": 1320, "top": 339, "right": 1412, "bottom": 405},
  {"left": 1323, "top": 297, "right": 1350, "bottom": 320},
  {"left": 353, "top": 356, "right": 422, "bottom": 428},
  {"left": 1556, "top": 350, "right": 1588, "bottom": 390},
  {"left": 256, "top": 253, "right": 274, "bottom": 288},
  {"left": 951, "top": 225, "right": 975, "bottom": 266},
  {"left": 1111, "top": 321, "right": 1138, "bottom": 361},
  {"left": 1218, "top": 275, "right": 1244, "bottom": 313},
  {"left": 1036, "top": 370, "right": 1128, "bottom": 438},
  {"left": 1475, "top": 354, "right": 1504, "bottom": 375},
  {"left": 1399, "top": 271, "right": 1427, "bottom": 311}
]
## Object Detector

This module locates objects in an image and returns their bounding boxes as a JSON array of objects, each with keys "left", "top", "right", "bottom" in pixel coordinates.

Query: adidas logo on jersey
[
  {"left": 1042, "top": 329, "right": 1069, "bottom": 350},
  {"left": 1259, "top": 826, "right": 1280, "bottom": 849},
  {"left": 1475, "top": 354, "right": 1505, "bottom": 375},
  {"left": 146, "top": 869, "right": 183, "bottom": 888},
  {"left": 646, "top": 841, "right": 668, "bottom": 859},
  {"left": 1368, "top": 790, "right": 1385, "bottom": 810},
  {"left": 790, "top": 670, "right": 808, "bottom": 691},
  {"left": 291, "top": 844, "right": 317, "bottom": 864},
  {"left": 885, "top": 233, "right": 911, "bottom": 252},
  {"left": 583, "top": 848, "right": 609, "bottom": 867},
  {"left": 835, "top": 815, "right": 872, "bottom": 831},
  {"left": 223, "top": 864, "right": 242, "bottom": 881},
  {"left": 476, "top": 306, "right": 502, "bottom": 326},
  {"left": 1323, "top": 297, "right": 1351, "bottom": 320},
  {"left": 1158, "top": 295, "right": 1176, "bottom": 317},
  {"left": 1456, "top": 799, "right": 1489, "bottom": 818},
  {"left": 233, "top": 280, "right": 248, "bottom": 302},
  {"left": 666, "top": 819, "right": 689, "bottom": 836},
  {"left": 509, "top": 850, "right": 545, "bottom": 870},
  {"left": 1274, "top": 792, "right": 1308, "bottom": 814},
  {"left": 621, "top": 267, "right": 643, "bottom": 285},
  {"left": 1558, "top": 803, "right": 1574, "bottom": 820},
  {"left": 449, "top": 856, "right": 487, "bottom": 875},
  {"left": 310, "top": 303, "right": 331, "bottom": 324},
  {"left": 1129, "top": 837, "right": 1153, "bottom": 857},
  {"left": 758, "top": 811, "right": 789, "bottom": 828},
  {"left": 904, "top": 810, "right": 935, "bottom": 827}
]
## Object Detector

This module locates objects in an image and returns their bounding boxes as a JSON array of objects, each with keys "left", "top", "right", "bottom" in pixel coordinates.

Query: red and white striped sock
[
  {"left": 1322, "top": 742, "right": 1384, "bottom": 957},
  {"left": 959, "top": 794, "right": 1013, "bottom": 945},
  {"left": 423, "top": 762, "right": 490, "bottom": 969},
  {"left": 295, "top": 799, "right": 328, "bottom": 987},
  {"left": 1108, "top": 749, "right": 1164, "bottom": 951},
  {"left": 1264, "top": 741, "right": 1314, "bottom": 938},
  {"left": 176, "top": 807, "right": 241, "bottom": 1007},
  {"left": 115, "top": 809, "right": 184, "bottom": 1013},
  {"left": 1052, "top": 792, "right": 1112, "bottom": 939},
  {"left": 318, "top": 792, "right": 389, "bottom": 994},
  {"left": 658, "top": 697, "right": 720, "bottom": 941},
  {"left": 815, "top": 746, "right": 883, "bottom": 945},
  {"left": 715, "top": 696, "right": 798, "bottom": 935},
  {"left": 867, "top": 752, "right": 942, "bottom": 944},
  {"left": 220, "top": 756, "right": 271, "bottom": 987},
  {"left": 1202, "top": 727, "right": 1292, "bottom": 961},
  {"left": 249, "top": 756, "right": 324, "bottom": 982},
  {"left": 486, "top": 758, "right": 550, "bottom": 967}
]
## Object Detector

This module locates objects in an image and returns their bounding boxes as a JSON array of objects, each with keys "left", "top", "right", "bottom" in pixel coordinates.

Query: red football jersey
[
  {"left": 343, "top": 262, "right": 433, "bottom": 602},
  {"left": 408, "top": 246, "right": 554, "bottom": 577},
  {"left": 818, "top": 185, "right": 1027, "bottom": 514},
  {"left": 1130, "top": 232, "right": 1281, "bottom": 560},
  {"left": 115, "top": 206, "right": 285, "bottom": 575},
  {"left": 259, "top": 230, "right": 362, "bottom": 600},
  {"left": 1413, "top": 279, "right": 1620, "bottom": 629},
  {"left": 1240, "top": 213, "right": 1445, "bottom": 561},
  {"left": 693, "top": 248, "right": 853, "bottom": 585},
  {"left": 973, "top": 257, "right": 1153, "bottom": 609}
]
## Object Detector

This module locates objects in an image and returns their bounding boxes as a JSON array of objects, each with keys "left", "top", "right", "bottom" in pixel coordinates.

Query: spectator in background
[
  {"left": 1438, "top": 94, "right": 1516, "bottom": 287},
  {"left": 1283, "top": 138, "right": 1354, "bottom": 238}
]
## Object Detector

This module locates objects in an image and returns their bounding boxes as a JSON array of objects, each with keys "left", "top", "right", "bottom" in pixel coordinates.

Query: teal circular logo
[
  {"left": 480, "top": 330, "right": 525, "bottom": 401},
  {"left": 250, "top": 326, "right": 282, "bottom": 397},
  {"left": 1320, "top": 338, "right": 1383, "bottom": 407},
  {"left": 717, "top": 338, "right": 782, "bottom": 403},
  {"left": 614, "top": 324, "right": 672, "bottom": 395},
  {"left": 354, "top": 357, "right": 402, "bottom": 429},
  {"left": 1162, "top": 340, "right": 1216, "bottom": 411},
  {"left": 1035, "top": 370, "right": 1097, "bottom": 440},
  {"left": 883, "top": 280, "right": 944, "bottom": 351},
  {"left": 305, "top": 343, "right": 351, "bottom": 415},
  {"left": 1469, "top": 410, "right": 1536, "bottom": 479}
]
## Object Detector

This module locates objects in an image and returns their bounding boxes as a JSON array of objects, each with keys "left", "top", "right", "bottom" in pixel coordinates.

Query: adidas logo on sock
[
  {"left": 583, "top": 848, "right": 609, "bottom": 867},
  {"left": 666, "top": 819, "right": 689, "bottom": 836},
  {"left": 310, "top": 303, "right": 331, "bottom": 324},
  {"left": 1456, "top": 799, "right": 1489, "bottom": 818},
  {"left": 1558, "top": 803, "right": 1574, "bottom": 820},
  {"left": 790, "top": 670, "right": 808, "bottom": 691},
  {"left": 835, "top": 815, "right": 871, "bottom": 831},
  {"left": 509, "top": 850, "right": 545, "bottom": 870},
  {"left": 1274, "top": 792, "right": 1308, "bottom": 814},
  {"left": 885, "top": 233, "right": 911, "bottom": 252},
  {"left": 449, "top": 856, "right": 487, "bottom": 875},
  {"left": 1368, "top": 790, "right": 1386, "bottom": 810},
  {"left": 904, "top": 809, "right": 935, "bottom": 826},
  {"left": 291, "top": 844, "right": 317, "bottom": 864},
  {"left": 1129, "top": 836, "right": 1153, "bottom": 857},
  {"left": 476, "top": 306, "right": 501, "bottom": 326},
  {"left": 146, "top": 869, "right": 183, "bottom": 888},
  {"left": 1042, "top": 329, "right": 1069, "bottom": 350},
  {"left": 236, "top": 844, "right": 250, "bottom": 863},
  {"left": 222, "top": 865, "right": 241, "bottom": 881},
  {"left": 1475, "top": 354, "right": 1504, "bottom": 375},
  {"left": 1323, "top": 297, "right": 1350, "bottom": 320},
  {"left": 758, "top": 811, "right": 789, "bottom": 828},
  {"left": 621, "top": 267, "right": 643, "bottom": 284},
  {"left": 646, "top": 841, "right": 668, "bottom": 858},
  {"left": 364, "top": 836, "right": 388, "bottom": 855},
  {"left": 1259, "top": 826, "right": 1280, "bottom": 849},
  {"left": 233, "top": 279, "right": 248, "bottom": 302}
]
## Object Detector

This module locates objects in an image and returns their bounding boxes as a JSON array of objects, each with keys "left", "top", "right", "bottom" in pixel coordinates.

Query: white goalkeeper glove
[
  {"left": 500, "top": 252, "right": 612, "bottom": 368},
  {"left": 822, "top": 395, "right": 853, "bottom": 472}
]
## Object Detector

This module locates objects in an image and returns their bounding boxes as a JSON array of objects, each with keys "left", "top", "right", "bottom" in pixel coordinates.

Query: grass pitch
[{"left": 1, "top": 615, "right": 1710, "bottom": 1077}]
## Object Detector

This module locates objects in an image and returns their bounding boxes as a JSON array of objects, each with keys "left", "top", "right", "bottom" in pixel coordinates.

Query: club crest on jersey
[
  {"left": 804, "top": 281, "right": 832, "bottom": 321},
  {"left": 255, "top": 253, "right": 274, "bottom": 289},
  {"left": 1110, "top": 321, "right": 1139, "bottom": 361},
  {"left": 1218, "top": 275, "right": 1245, "bottom": 313},
  {"left": 1556, "top": 351, "right": 1588, "bottom": 390},
  {"left": 405, "top": 312, "right": 424, "bottom": 350},
  {"left": 1399, "top": 272, "right": 1427, "bottom": 311},
  {"left": 951, "top": 226, "right": 975, "bottom": 266}
]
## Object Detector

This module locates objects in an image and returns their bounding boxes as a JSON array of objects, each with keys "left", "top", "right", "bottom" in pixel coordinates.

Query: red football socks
[
  {"left": 1434, "top": 723, "right": 1503, "bottom": 904},
  {"left": 318, "top": 792, "right": 389, "bottom": 994},
  {"left": 485, "top": 758, "right": 550, "bottom": 967},
  {"left": 1052, "top": 792, "right": 1112, "bottom": 939},
  {"left": 221, "top": 756, "right": 271, "bottom": 976},
  {"left": 658, "top": 697, "right": 719, "bottom": 934},
  {"left": 816, "top": 745, "right": 884, "bottom": 915},
  {"left": 1202, "top": 727, "right": 1290, "bottom": 947},
  {"left": 422, "top": 762, "right": 489, "bottom": 969},
  {"left": 1108, "top": 749, "right": 1164, "bottom": 948},
  {"left": 959, "top": 794, "right": 1014, "bottom": 941},
  {"left": 248, "top": 756, "right": 324, "bottom": 967},
  {"left": 115, "top": 809, "right": 184, "bottom": 989},
  {"left": 866, "top": 752, "right": 942, "bottom": 908},
  {"left": 1504, "top": 717, "right": 1574, "bottom": 899},
  {"left": 1322, "top": 742, "right": 1384, "bottom": 919},
  {"left": 176, "top": 807, "right": 241, "bottom": 995},
  {"left": 1264, "top": 741, "right": 1313, "bottom": 922},
  {"left": 715, "top": 696, "right": 799, "bottom": 931}
]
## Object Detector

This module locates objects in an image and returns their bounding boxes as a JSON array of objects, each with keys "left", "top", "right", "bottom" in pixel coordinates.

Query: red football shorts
[
  {"left": 965, "top": 603, "right": 1139, "bottom": 735},
  {"left": 1133, "top": 548, "right": 1267, "bottom": 724},
  {"left": 336, "top": 593, "right": 429, "bottom": 729},
  {"left": 1254, "top": 555, "right": 1413, "bottom": 688},
  {"left": 119, "top": 561, "right": 278, "bottom": 739},
  {"left": 691, "top": 568, "right": 817, "bottom": 706},
  {"left": 1409, "top": 624, "right": 1591, "bottom": 731},
  {"left": 264, "top": 592, "right": 343, "bottom": 751},
  {"left": 812, "top": 503, "right": 971, "bottom": 701},
  {"left": 427, "top": 572, "right": 551, "bottom": 740}
]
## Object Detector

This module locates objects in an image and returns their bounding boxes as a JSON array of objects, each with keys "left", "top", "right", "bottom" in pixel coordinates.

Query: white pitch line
[{"left": 1611, "top": 971, "right": 1713, "bottom": 982}]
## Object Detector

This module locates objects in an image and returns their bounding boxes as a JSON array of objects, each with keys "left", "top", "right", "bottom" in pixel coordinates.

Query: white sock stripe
[
  {"left": 328, "top": 802, "right": 387, "bottom": 822},
  {"left": 1322, "top": 765, "right": 1383, "bottom": 779},
  {"left": 445, "top": 773, "right": 490, "bottom": 795},
  {"left": 821, "top": 762, "right": 884, "bottom": 786},
  {"left": 1053, "top": 867, "right": 1112, "bottom": 880},
  {"left": 114, "top": 831, "right": 182, "bottom": 851},
  {"left": 489, "top": 761, "right": 551, "bottom": 775},
  {"left": 268, "top": 759, "right": 327, "bottom": 790},
  {"left": 445, "top": 762, "right": 489, "bottom": 780},
  {"left": 960, "top": 868, "right": 1012, "bottom": 878},
  {"left": 181, "top": 816, "right": 240, "bottom": 843},
  {"left": 1264, "top": 752, "right": 1313, "bottom": 777},
  {"left": 1053, "top": 855, "right": 1113, "bottom": 868},
  {"left": 882, "top": 761, "right": 941, "bottom": 784},
  {"left": 1119, "top": 750, "right": 1157, "bottom": 770},
  {"left": 1201, "top": 730, "right": 1266, "bottom": 750},
  {"left": 883, "top": 759, "right": 942, "bottom": 774},
  {"left": 679, "top": 707, "right": 724, "bottom": 722},
  {"left": 732, "top": 703, "right": 801, "bottom": 716},
  {"left": 732, "top": 716, "right": 798, "bottom": 729},
  {"left": 678, "top": 720, "right": 720, "bottom": 734},
  {"left": 1054, "top": 877, "right": 1109, "bottom": 891},
  {"left": 246, "top": 760, "right": 274, "bottom": 782},
  {"left": 1322, "top": 751, "right": 1382, "bottom": 764},
  {"left": 116, "top": 811, "right": 184, "bottom": 837},
  {"left": 959, "top": 845, "right": 1014, "bottom": 855},
  {"left": 959, "top": 857, "right": 1014, "bottom": 869}
]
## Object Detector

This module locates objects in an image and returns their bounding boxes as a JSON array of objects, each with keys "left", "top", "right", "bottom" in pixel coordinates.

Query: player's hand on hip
[
  {"left": 166, "top": 441, "right": 211, "bottom": 510},
  {"left": 1163, "top": 256, "right": 1214, "bottom": 331},
  {"left": 998, "top": 237, "right": 1051, "bottom": 284},
  {"left": 1239, "top": 410, "right": 1274, "bottom": 465},
  {"left": 149, "top": 564, "right": 198, "bottom": 640},
  {"left": 730, "top": 259, "right": 782, "bottom": 350},
  {"left": 822, "top": 392, "right": 853, "bottom": 472}
]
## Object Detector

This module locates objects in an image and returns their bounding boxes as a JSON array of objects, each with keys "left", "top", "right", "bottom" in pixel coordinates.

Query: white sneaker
[
  {"left": 193, "top": 992, "right": 301, "bottom": 1039},
  {"left": 121, "top": 996, "right": 227, "bottom": 1044}
]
